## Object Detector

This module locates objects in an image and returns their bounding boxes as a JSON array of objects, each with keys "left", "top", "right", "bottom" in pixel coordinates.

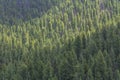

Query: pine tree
[{"left": 94, "top": 50, "right": 108, "bottom": 80}]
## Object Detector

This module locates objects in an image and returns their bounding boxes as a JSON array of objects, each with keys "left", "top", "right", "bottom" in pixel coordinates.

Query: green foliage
[{"left": 0, "top": 0, "right": 120, "bottom": 80}]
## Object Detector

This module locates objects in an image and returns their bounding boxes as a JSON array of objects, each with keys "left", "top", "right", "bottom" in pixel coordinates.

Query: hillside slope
[{"left": 0, "top": 0, "right": 120, "bottom": 80}]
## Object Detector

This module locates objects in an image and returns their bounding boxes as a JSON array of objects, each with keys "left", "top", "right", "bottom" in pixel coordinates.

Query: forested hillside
[{"left": 0, "top": 0, "right": 120, "bottom": 80}]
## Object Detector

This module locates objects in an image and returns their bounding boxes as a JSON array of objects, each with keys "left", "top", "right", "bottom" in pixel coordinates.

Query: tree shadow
[{"left": 0, "top": 0, "right": 61, "bottom": 26}]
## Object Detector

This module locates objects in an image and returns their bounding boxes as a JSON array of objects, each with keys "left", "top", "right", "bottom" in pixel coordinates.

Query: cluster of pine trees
[{"left": 0, "top": 0, "right": 120, "bottom": 80}]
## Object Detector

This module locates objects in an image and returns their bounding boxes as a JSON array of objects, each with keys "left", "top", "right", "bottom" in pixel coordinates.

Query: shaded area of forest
[{"left": 0, "top": 0, "right": 63, "bottom": 25}]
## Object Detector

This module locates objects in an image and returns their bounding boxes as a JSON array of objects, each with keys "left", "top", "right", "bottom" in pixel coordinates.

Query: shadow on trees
[{"left": 0, "top": 0, "right": 61, "bottom": 26}]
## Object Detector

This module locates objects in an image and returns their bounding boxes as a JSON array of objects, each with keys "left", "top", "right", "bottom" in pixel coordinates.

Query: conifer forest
[{"left": 0, "top": 0, "right": 120, "bottom": 80}]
